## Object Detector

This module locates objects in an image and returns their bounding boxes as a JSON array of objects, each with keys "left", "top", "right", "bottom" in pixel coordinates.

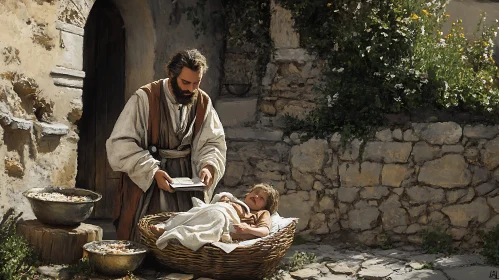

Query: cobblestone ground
[{"left": 37, "top": 242, "right": 499, "bottom": 280}]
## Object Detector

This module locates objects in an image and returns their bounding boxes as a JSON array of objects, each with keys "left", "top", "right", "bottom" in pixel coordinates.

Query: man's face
[{"left": 170, "top": 67, "right": 202, "bottom": 105}]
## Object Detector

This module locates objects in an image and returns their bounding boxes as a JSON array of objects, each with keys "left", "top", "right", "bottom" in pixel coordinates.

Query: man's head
[
  {"left": 244, "top": 183, "right": 279, "bottom": 214},
  {"left": 166, "top": 49, "right": 208, "bottom": 105}
]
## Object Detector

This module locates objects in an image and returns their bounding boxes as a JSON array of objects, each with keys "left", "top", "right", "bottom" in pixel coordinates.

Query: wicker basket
[{"left": 138, "top": 212, "right": 297, "bottom": 280}]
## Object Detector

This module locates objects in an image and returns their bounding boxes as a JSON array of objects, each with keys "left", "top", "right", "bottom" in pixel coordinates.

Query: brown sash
[{"left": 113, "top": 79, "right": 210, "bottom": 240}]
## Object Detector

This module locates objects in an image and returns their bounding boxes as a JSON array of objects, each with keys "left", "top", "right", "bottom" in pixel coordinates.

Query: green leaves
[{"left": 278, "top": 0, "right": 499, "bottom": 139}]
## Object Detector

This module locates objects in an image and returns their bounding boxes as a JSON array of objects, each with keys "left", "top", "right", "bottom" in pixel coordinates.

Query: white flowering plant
[{"left": 278, "top": 0, "right": 499, "bottom": 138}]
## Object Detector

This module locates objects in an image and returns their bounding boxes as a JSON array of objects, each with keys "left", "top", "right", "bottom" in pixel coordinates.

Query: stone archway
[{"left": 73, "top": 0, "right": 155, "bottom": 219}]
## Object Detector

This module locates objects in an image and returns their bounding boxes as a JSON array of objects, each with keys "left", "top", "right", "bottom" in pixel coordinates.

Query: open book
[{"left": 169, "top": 177, "right": 206, "bottom": 192}]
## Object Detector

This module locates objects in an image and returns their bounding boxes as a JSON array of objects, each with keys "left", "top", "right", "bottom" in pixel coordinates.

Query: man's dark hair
[{"left": 166, "top": 49, "right": 208, "bottom": 76}]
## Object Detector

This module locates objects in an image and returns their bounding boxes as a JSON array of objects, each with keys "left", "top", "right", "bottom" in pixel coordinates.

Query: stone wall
[
  {"left": 216, "top": 1, "right": 499, "bottom": 248},
  {"left": 218, "top": 123, "right": 499, "bottom": 248}
]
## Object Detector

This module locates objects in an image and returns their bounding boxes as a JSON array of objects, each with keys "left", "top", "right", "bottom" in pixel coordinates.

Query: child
[
  {"left": 150, "top": 183, "right": 279, "bottom": 242},
  {"left": 222, "top": 183, "right": 279, "bottom": 241}
]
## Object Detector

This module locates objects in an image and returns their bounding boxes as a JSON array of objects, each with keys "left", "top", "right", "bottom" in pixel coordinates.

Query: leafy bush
[
  {"left": 278, "top": 0, "right": 499, "bottom": 139},
  {"left": 421, "top": 227, "right": 454, "bottom": 255},
  {"left": 0, "top": 208, "right": 39, "bottom": 280},
  {"left": 480, "top": 225, "right": 499, "bottom": 265}
]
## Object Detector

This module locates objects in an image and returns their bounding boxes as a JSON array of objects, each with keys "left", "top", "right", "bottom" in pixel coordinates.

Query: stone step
[
  {"left": 225, "top": 127, "right": 283, "bottom": 141},
  {"left": 214, "top": 96, "right": 258, "bottom": 127}
]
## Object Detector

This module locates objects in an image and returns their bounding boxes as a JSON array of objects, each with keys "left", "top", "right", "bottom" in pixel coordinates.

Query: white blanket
[{"left": 155, "top": 200, "right": 240, "bottom": 252}]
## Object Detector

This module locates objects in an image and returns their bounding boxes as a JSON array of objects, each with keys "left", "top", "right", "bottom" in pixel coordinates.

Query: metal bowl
[
  {"left": 23, "top": 187, "right": 102, "bottom": 226},
  {"left": 83, "top": 240, "right": 149, "bottom": 276}
]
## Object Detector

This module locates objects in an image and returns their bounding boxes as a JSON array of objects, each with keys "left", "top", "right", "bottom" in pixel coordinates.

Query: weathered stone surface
[
  {"left": 441, "top": 197, "right": 490, "bottom": 227},
  {"left": 270, "top": 0, "right": 300, "bottom": 49},
  {"left": 382, "top": 164, "right": 409, "bottom": 187},
  {"left": 464, "top": 147, "right": 480, "bottom": 163},
  {"left": 463, "top": 124, "right": 499, "bottom": 139},
  {"left": 215, "top": 97, "right": 258, "bottom": 127},
  {"left": 357, "top": 265, "right": 393, "bottom": 279},
  {"left": 67, "top": 98, "right": 82, "bottom": 123},
  {"left": 317, "top": 195, "right": 334, "bottom": 211},
  {"left": 292, "top": 168, "right": 315, "bottom": 191},
  {"left": 34, "top": 122, "right": 69, "bottom": 137},
  {"left": 471, "top": 165, "right": 490, "bottom": 186},
  {"left": 338, "top": 187, "right": 359, "bottom": 203},
  {"left": 442, "top": 144, "right": 464, "bottom": 154},
  {"left": 446, "top": 189, "right": 468, "bottom": 204},
  {"left": 339, "top": 162, "right": 382, "bottom": 187},
  {"left": 279, "top": 191, "right": 313, "bottom": 231},
  {"left": 482, "top": 136, "right": 499, "bottom": 170},
  {"left": 444, "top": 265, "right": 497, "bottom": 280},
  {"left": 435, "top": 255, "right": 485, "bottom": 269},
  {"left": 348, "top": 207, "right": 380, "bottom": 230},
  {"left": 392, "top": 129, "right": 403, "bottom": 141},
  {"left": 381, "top": 207, "right": 409, "bottom": 230},
  {"left": 289, "top": 267, "right": 321, "bottom": 279},
  {"left": 475, "top": 182, "right": 495, "bottom": 196},
  {"left": 485, "top": 215, "right": 499, "bottom": 230},
  {"left": 458, "top": 188, "right": 475, "bottom": 203},
  {"left": 390, "top": 270, "right": 447, "bottom": 280},
  {"left": 363, "top": 142, "right": 412, "bottom": 163},
  {"left": 274, "top": 48, "right": 315, "bottom": 63},
  {"left": 412, "top": 142, "right": 440, "bottom": 163},
  {"left": 406, "top": 224, "right": 422, "bottom": 234},
  {"left": 403, "top": 129, "right": 419, "bottom": 141},
  {"left": 412, "top": 122, "right": 462, "bottom": 145},
  {"left": 376, "top": 129, "right": 393, "bottom": 141},
  {"left": 330, "top": 132, "right": 342, "bottom": 151},
  {"left": 225, "top": 127, "right": 283, "bottom": 141},
  {"left": 10, "top": 117, "right": 32, "bottom": 130},
  {"left": 313, "top": 181, "right": 325, "bottom": 191},
  {"left": 449, "top": 227, "right": 467, "bottom": 240},
  {"left": 406, "top": 186, "right": 444, "bottom": 204},
  {"left": 360, "top": 187, "right": 389, "bottom": 199},
  {"left": 262, "top": 63, "right": 278, "bottom": 86},
  {"left": 5, "top": 158, "right": 24, "bottom": 178},
  {"left": 324, "top": 155, "right": 339, "bottom": 183},
  {"left": 427, "top": 211, "right": 447, "bottom": 226},
  {"left": 487, "top": 195, "right": 499, "bottom": 212},
  {"left": 309, "top": 213, "right": 329, "bottom": 234},
  {"left": 339, "top": 138, "right": 362, "bottom": 161},
  {"left": 408, "top": 205, "right": 426, "bottom": 218},
  {"left": 418, "top": 154, "right": 471, "bottom": 188},
  {"left": 162, "top": 273, "right": 194, "bottom": 280},
  {"left": 325, "top": 260, "right": 361, "bottom": 275},
  {"left": 291, "top": 139, "right": 328, "bottom": 173}
]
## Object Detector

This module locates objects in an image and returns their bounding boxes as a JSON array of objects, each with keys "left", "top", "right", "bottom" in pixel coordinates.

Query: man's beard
[{"left": 170, "top": 77, "right": 198, "bottom": 105}]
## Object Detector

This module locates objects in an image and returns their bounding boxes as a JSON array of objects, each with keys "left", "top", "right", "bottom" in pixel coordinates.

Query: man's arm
[
  {"left": 106, "top": 91, "right": 160, "bottom": 192},
  {"left": 192, "top": 95, "right": 227, "bottom": 199}
]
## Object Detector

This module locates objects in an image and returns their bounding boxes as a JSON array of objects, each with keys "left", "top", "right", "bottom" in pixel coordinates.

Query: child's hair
[{"left": 245, "top": 183, "right": 279, "bottom": 214}]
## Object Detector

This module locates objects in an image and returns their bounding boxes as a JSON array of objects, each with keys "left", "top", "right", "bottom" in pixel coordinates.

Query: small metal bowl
[
  {"left": 23, "top": 187, "right": 102, "bottom": 226},
  {"left": 83, "top": 240, "right": 149, "bottom": 276}
]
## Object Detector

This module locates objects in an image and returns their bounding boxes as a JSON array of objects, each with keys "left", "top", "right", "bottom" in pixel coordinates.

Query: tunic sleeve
[
  {"left": 191, "top": 98, "right": 227, "bottom": 201},
  {"left": 254, "top": 210, "right": 271, "bottom": 229},
  {"left": 106, "top": 90, "right": 160, "bottom": 192}
]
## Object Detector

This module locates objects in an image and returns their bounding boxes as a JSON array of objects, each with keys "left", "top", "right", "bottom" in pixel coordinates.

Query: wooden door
[{"left": 77, "top": 0, "right": 125, "bottom": 218}]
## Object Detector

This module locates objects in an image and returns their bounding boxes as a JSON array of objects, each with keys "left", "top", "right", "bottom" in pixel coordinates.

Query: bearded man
[{"left": 106, "top": 49, "right": 227, "bottom": 241}]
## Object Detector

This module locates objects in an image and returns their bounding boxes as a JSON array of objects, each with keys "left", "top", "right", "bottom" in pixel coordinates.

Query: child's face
[{"left": 244, "top": 189, "right": 269, "bottom": 211}]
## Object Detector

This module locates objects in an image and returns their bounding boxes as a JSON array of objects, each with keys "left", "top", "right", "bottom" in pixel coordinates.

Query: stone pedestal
[{"left": 17, "top": 219, "right": 103, "bottom": 264}]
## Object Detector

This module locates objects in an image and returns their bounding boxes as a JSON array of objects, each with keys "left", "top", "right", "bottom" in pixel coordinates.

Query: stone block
[
  {"left": 10, "top": 117, "right": 32, "bottom": 130},
  {"left": 382, "top": 164, "right": 409, "bottom": 187},
  {"left": 290, "top": 138, "right": 328, "bottom": 173},
  {"left": 363, "top": 142, "right": 412, "bottom": 163},
  {"left": 418, "top": 154, "right": 471, "bottom": 188},
  {"left": 463, "top": 124, "right": 499, "bottom": 139},
  {"left": 412, "top": 122, "right": 462, "bottom": 145},
  {"left": 57, "top": 29, "right": 84, "bottom": 70},
  {"left": 34, "top": 122, "right": 69, "bottom": 137},
  {"left": 224, "top": 127, "right": 283, "bottom": 141},
  {"left": 274, "top": 48, "right": 315, "bottom": 63},
  {"left": 270, "top": 0, "right": 300, "bottom": 49},
  {"left": 441, "top": 197, "right": 490, "bottom": 227},
  {"left": 339, "top": 162, "right": 382, "bottom": 187},
  {"left": 214, "top": 97, "right": 257, "bottom": 127}
]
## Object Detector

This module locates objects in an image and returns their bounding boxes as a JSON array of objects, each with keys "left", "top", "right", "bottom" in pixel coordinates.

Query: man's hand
[
  {"left": 199, "top": 165, "right": 215, "bottom": 188},
  {"left": 154, "top": 170, "right": 174, "bottom": 193},
  {"left": 233, "top": 223, "right": 251, "bottom": 233}
]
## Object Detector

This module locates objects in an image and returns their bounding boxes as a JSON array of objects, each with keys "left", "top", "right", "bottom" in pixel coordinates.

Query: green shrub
[
  {"left": 480, "top": 225, "right": 499, "bottom": 265},
  {"left": 0, "top": 208, "right": 39, "bottom": 280},
  {"left": 278, "top": 0, "right": 499, "bottom": 139},
  {"left": 421, "top": 227, "right": 454, "bottom": 255}
]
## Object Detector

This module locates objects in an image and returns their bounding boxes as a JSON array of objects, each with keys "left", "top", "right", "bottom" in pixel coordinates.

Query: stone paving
[{"left": 37, "top": 242, "right": 499, "bottom": 280}]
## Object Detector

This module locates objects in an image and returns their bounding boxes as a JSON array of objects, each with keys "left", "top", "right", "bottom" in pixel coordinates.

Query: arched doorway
[{"left": 77, "top": 0, "right": 125, "bottom": 218}]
